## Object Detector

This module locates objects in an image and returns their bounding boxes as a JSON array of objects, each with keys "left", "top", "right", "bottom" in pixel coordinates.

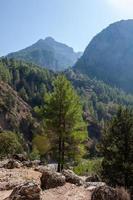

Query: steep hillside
[
  {"left": 0, "top": 81, "right": 34, "bottom": 140},
  {"left": 75, "top": 20, "right": 133, "bottom": 93},
  {"left": 7, "top": 37, "right": 82, "bottom": 71},
  {"left": 0, "top": 58, "right": 55, "bottom": 107},
  {"left": 65, "top": 69, "right": 133, "bottom": 122}
]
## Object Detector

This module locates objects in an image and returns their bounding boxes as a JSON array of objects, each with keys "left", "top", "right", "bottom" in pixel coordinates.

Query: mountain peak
[
  {"left": 7, "top": 37, "right": 82, "bottom": 71},
  {"left": 44, "top": 37, "right": 55, "bottom": 42},
  {"left": 75, "top": 19, "right": 133, "bottom": 93}
]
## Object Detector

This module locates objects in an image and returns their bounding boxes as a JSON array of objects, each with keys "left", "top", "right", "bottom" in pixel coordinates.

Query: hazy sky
[{"left": 1, "top": 0, "right": 133, "bottom": 56}]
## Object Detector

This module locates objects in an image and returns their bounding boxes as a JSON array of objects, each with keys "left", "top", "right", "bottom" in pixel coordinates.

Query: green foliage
[
  {"left": 0, "top": 58, "right": 54, "bottom": 107},
  {"left": 1, "top": 58, "right": 133, "bottom": 124},
  {"left": 29, "top": 146, "right": 40, "bottom": 161},
  {"left": 36, "top": 75, "right": 88, "bottom": 171},
  {"left": 73, "top": 158, "right": 102, "bottom": 176},
  {"left": 0, "top": 131, "right": 23, "bottom": 158},
  {"left": 99, "top": 107, "right": 133, "bottom": 188},
  {"left": 32, "top": 134, "right": 51, "bottom": 156}
]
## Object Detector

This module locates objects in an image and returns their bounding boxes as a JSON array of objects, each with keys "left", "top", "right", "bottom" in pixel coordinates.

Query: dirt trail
[{"left": 42, "top": 183, "right": 91, "bottom": 200}]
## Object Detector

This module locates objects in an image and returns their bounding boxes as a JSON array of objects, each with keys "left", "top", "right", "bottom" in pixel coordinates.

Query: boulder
[
  {"left": 85, "top": 175, "right": 100, "bottom": 182},
  {"left": 31, "top": 160, "right": 41, "bottom": 167},
  {"left": 91, "top": 186, "right": 130, "bottom": 200},
  {"left": 5, "top": 182, "right": 41, "bottom": 200},
  {"left": 4, "top": 160, "right": 21, "bottom": 169},
  {"left": 62, "top": 169, "right": 84, "bottom": 186},
  {"left": 22, "top": 161, "right": 33, "bottom": 168},
  {"left": 12, "top": 154, "right": 27, "bottom": 162},
  {"left": 35, "top": 166, "right": 50, "bottom": 173},
  {"left": 41, "top": 169, "right": 65, "bottom": 189}
]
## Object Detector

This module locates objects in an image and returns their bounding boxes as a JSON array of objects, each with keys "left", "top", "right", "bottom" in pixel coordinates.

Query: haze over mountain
[
  {"left": 7, "top": 37, "right": 82, "bottom": 71},
  {"left": 75, "top": 20, "right": 133, "bottom": 93}
]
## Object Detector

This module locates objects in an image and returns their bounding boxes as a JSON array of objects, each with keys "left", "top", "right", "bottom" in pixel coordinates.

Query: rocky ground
[
  {"left": 0, "top": 159, "right": 93, "bottom": 200},
  {"left": 0, "top": 159, "right": 130, "bottom": 200}
]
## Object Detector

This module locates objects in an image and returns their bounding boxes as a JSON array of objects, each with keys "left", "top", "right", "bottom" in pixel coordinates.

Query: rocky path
[{"left": 42, "top": 183, "right": 91, "bottom": 200}]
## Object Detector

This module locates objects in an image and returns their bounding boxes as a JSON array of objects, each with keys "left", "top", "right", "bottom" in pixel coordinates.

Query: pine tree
[
  {"left": 36, "top": 75, "right": 87, "bottom": 172},
  {"left": 99, "top": 107, "right": 133, "bottom": 189}
]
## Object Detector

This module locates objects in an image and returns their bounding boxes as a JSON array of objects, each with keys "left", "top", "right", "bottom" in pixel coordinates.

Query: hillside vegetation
[{"left": 1, "top": 58, "right": 133, "bottom": 125}]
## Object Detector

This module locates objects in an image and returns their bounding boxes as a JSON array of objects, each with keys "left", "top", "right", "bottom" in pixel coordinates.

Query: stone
[
  {"left": 4, "top": 160, "right": 21, "bottom": 169},
  {"left": 5, "top": 182, "right": 41, "bottom": 200},
  {"left": 41, "top": 169, "right": 65, "bottom": 189},
  {"left": 22, "top": 161, "right": 33, "bottom": 168},
  {"left": 91, "top": 185, "right": 130, "bottom": 200},
  {"left": 31, "top": 160, "right": 41, "bottom": 167},
  {"left": 85, "top": 175, "right": 100, "bottom": 182},
  {"left": 12, "top": 154, "right": 27, "bottom": 162},
  {"left": 35, "top": 166, "right": 50, "bottom": 173},
  {"left": 62, "top": 170, "right": 84, "bottom": 186}
]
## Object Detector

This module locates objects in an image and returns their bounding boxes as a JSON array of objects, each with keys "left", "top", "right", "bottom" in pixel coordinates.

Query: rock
[
  {"left": 12, "top": 154, "right": 27, "bottom": 162},
  {"left": 22, "top": 161, "right": 33, "bottom": 168},
  {"left": 31, "top": 160, "right": 41, "bottom": 167},
  {"left": 85, "top": 175, "right": 100, "bottom": 182},
  {"left": 91, "top": 185, "right": 130, "bottom": 200},
  {"left": 35, "top": 166, "right": 50, "bottom": 173},
  {"left": 62, "top": 170, "right": 84, "bottom": 186},
  {"left": 41, "top": 169, "right": 66, "bottom": 189},
  {"left": 85, "top": 182, "right": 106, "bottom": 190},
  {"left": 5, "top": 182, "right": 41, "bottom": 200},
  {"left": 4, "top": 160, "right": 21, "bottom": 169}
]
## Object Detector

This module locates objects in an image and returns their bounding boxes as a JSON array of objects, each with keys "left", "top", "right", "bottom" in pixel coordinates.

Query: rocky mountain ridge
[{"left": 7, "top": 37, "right": 82, "bottom": 71}]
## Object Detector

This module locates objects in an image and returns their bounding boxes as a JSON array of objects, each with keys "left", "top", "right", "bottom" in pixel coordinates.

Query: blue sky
[{"left": 0, "top": 0, "right": 133, "bottom": 56}]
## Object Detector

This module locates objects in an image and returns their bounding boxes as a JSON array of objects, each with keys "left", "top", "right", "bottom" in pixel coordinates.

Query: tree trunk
[
  {"left": 61, "top": 139, "right": 65, "bottom": 171},
  {"left": 57, "top": 136, "right": 62, "bottom": 172}
]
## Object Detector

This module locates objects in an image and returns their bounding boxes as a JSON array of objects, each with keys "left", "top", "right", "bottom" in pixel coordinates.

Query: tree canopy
[
  {"left": 36, "top": 75, "right": 88, "bottom": 171},
  {"left": 99, "top": 107, "right": 133, "bottom": 189}
]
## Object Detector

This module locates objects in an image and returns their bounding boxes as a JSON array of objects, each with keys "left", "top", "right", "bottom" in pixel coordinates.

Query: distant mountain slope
[
  {"left": 7, "top": 37, "right": 82, "bottom": 71},
  {"left": 75, "top": 20, "right": 133, "bottom": 93}
]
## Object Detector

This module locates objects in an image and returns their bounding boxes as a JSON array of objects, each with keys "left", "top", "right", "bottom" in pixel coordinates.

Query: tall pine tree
[{"left": 36, "top": 75, "right": 87, "bottom": 172}]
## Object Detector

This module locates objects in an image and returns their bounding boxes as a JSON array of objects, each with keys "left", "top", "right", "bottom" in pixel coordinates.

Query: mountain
[
  {"left": 7, "top": 37, "right": 82, "bottom": 71},
  {"left": 75, "top": 20, "right": 133, "bottom": 93}
]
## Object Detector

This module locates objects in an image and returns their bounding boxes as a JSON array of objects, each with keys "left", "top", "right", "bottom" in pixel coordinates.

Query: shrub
[
  {"left": 29, "top": 146, "right": 40, "bottom": 160},
  {"left": 73, "top": 158, "right": 102, "bottom": 176},
  {"left": 0, "top": 131, "right": 23, "bottom": 158}
]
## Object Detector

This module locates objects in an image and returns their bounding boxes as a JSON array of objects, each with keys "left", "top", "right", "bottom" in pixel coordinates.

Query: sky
[{"left": 1, "top": 0, "right": 133, "bottom": 56}]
